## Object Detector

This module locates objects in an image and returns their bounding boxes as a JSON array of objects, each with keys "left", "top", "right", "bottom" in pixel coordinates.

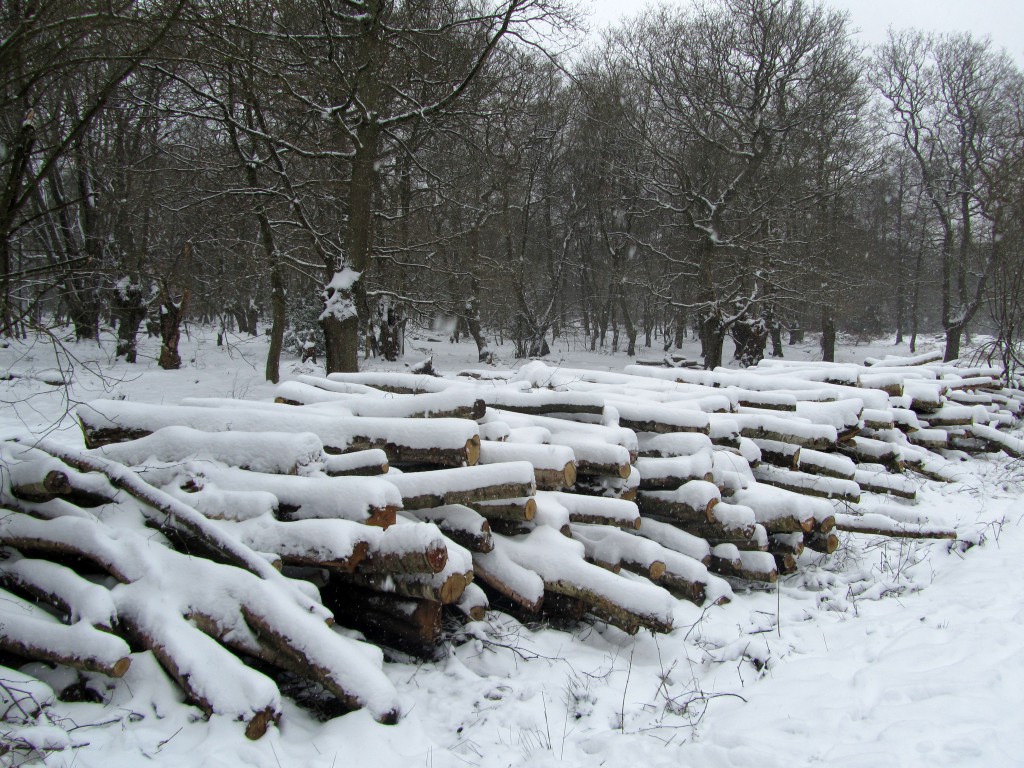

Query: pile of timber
[{"left": 4, "top": 351, "right": 1022, "bottom": 739}]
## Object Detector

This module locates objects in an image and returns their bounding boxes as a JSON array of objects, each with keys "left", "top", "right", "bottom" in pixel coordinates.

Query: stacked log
[{"left": 6, "top": 354, "right": 1021, "bottom": 742}]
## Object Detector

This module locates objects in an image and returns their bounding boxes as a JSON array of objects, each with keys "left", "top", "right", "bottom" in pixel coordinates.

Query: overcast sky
[{"left": 586, "top": 0, "right": 1024, "bottom": 64}]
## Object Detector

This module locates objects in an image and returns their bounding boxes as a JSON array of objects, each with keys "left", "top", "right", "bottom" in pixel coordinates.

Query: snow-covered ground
[{"left": 2, "top": 327, "right": 1021, "bottom": 767}]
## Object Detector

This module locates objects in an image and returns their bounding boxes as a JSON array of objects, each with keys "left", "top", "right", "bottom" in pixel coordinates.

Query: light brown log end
[
  {"left": 366, "top": 506, "right": 398, "bottom": 528},
  {"left": 465, "top": 436, "right": 481, "bottom": 467},
  {"left": 111, "top": 656, "right": 132, "bottom": 678},
  {"left": 523, "top": 497, "right": 537, "bottom": 522},
  {"left": 244, "top": 708, "right": 279, "bottom": 740},
  {"left": 647, "top": 560, "right": 667, "bottom": 581}
]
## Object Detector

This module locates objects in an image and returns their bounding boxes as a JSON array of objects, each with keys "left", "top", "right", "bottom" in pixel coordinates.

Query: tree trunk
[
  {"left": 158, "top": 288, "right": 187, "bottom": 370},
  {"left": 324, "top": 125, "right": 380, "bottom": 373},
  {"left": 114, "top": 281, "right": 147, "bottom": 363},
  {"left": 821, "top": 309, "right": 836, "bottom": 363},
  {"left": 699, "top": 313, "right": 726, "bottom": 369},
  {"left": 265, "top": 265, "right": 286, "bottom": 383},
  {"left": 943, "top": 324, "right": 962, "bottom": 362}
]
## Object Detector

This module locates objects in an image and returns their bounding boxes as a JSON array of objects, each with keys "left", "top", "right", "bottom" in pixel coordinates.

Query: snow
[{"left": 3, "top": 328, "right": 1024, "bottom": 767}]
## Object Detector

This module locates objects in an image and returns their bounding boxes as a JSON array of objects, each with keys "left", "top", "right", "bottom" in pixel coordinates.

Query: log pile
[{"left": 3, "top": 352, "right": 1021, "bottom": 740}]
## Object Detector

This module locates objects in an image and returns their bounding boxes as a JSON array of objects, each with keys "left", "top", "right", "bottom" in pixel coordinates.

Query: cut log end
[
  {"left": 244, "top": 708, "right": 279, "bottom": 740},
  {"left": 111, "top": 656, "right": 133, "bottom": 678},
  {"left": 465, "top": 436, "right": 481, "bottom": 467}
]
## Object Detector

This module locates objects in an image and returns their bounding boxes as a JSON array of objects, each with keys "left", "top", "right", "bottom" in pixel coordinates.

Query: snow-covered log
[
  {"left": 540, "top": 491, "right": 641, "bottom": 529},
  {"left": 197, "top": 465, "right": 401, "bottom": 527},
  {"left": 796, "top": 448, "right": 857, "bottom": 480},
  {"left": 569, "top": 524, "right": 666, "bottom": 579},
  {"left": 837, "top": 436, "right": 904, "bottom": 471},
  {"left": 400, "top": 505, "right": 494, "bottom": 553},
  {"left": 275, "top": 380, "right": 485, "bottom": 420},
  {"left": 478, "top": 440, "right": 577, "bottom": 490},
  {"left": 709, "top": 547, "right": 778, "bottom": 583},
  {"left": 730, "top": 483, "right": 831, "bottom": 534},
  {"left": 0, "top": 556, "right": 117, "bottom": 629},
  {"left": 751, "top": 464, "right": 861, "bottom": 503},
  {"left": 834, "top": 513, "right": 956, "bottom": 539},
  {"left": 466, "top": 497, "right": 538, "bottom": 523},
  {"left": 78, "top": 400, "right": 481, "bottom": 468},
  {"left": 853, "top": 469, "right": 918, "bottom": 500},
  {"left": 636, "top": 480, "right": 720, "bottom": 525},
  {"left": 632, "top": 518, "right": 711, "bottom": 564},
  {"left": 966, "top": 423, "right": 1024, "bottom": 458},
  {"left": 91, "top": 426, "right": 325, "bottom": 476},
  {"left": 751, "top": 439, "right": 800, "bottom": 470},
  {"left": 385, "top": 462, "right": 536, "bottom": 511},
  {"left": 472, "top": 546, "right": 545, "bottom": 613},
  {"left": 607, "top": 400, "right": 711, "bottom": 435},
  {"left": 637, "top": 432, "right": 714, "bottom": 458},
  {"left": 0, "top": 607, "right": 132, "bottom": 679},
  {"left": 733, "top": 413, "right": 838, "bottom": 450},
  {"left": 635, "top": 453, "right": 715, "bottom": 490},
  {"left": 323, "top": 449, "right": 390, "bottom": 476},
  {"left": 494, "top": 528, "right": 675, "bottom": 634}
]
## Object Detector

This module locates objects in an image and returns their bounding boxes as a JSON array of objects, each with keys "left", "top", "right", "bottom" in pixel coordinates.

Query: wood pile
[{"left": 3, "top": 352, "right": 1021, "bottom": 738}]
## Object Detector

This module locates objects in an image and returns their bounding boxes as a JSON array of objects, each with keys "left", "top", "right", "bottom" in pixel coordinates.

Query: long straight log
[{"left": 385, "top": 463, "right": 536, "bottom": 511}]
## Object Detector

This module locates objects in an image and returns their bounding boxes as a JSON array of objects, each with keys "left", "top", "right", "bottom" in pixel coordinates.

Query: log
[
  {"left": 796, "top": 448, "right": 856, "bottom": 480},
  {"left": 751, "top": 464, "right": 861, "bottom": 503},
  {"left": 24, "top": 442, "right": 332, "bottom": 621},
  {"left": 638, "top": 432, "right": 714, "bottom": 458},
  {"left": 324, "top": 449, "right": 390, "bottom": 476},
  {"left": 570, "top": 524, "right": 666, "bottom": 580},
  {"left": 466, "top": 497, "right": 537, "bottom": 523},
  {"left": 834, "top": 513, "right": 956, "bottom": 540},
  {"left": 773, "top": 552, "right": 799, "bottom": 575},
  {"left": 117, "top": 596, "right": 282, "bottom": 738},
  {"left": 478, "top": 440, "right": 577, "bottom": 490},
  {"left": 337, "top": 570, "right": 473, "bottom": 605},
  {"left": 852, "top": 469, "right": 918, "bottom": 500},
  {"left": 0, "top": 611, "right": 132, "bottom": 679},
  {"left": 635, "top": 453, "right": 715, "bottom": 490},
  {"left": 472, "top": 548, "right": 545, "bottom": 613},
  {"left": 454, "top": 583, "right": 489, "bottom": 622},
  {"left": 734, "top": 413, "right": 838, "bottom": 451},
  {"left": 768, "top": 532, "right": 805, "bottom": 557},
  {"left": 572, "top": 466, "right": 639, "bottom": 501},
  {"left": 837, "top": 436, "right": 904, "bottom": 472},
  {"left": 804, "top": 530, "right": 840, "bottom": 554},
  {"left": 967, "top": 423, "right": 1024, "bottom": 458},
  {"left": 401, "top": 505, "right": 494, "bottom": 553},
  {"left": 608, "top": 400, "right": 711, "bottom": 435},
  {"left": 495, "top": 528, "right": 675, "bottom": 634},
  {"left": 0, "top": 556, "right": 117, "bottom": 629},
  {"left": 636, "top": 480, "right": 720, "bottom": 526},
  {"left": 239, "top": 605, "right": 399, "bottom": 725},
  {"left": 78, "top": 400, "right": 481, "bottom": 468},
  {"left": 751, "top": 439, "right": 800, "bottom": 470},
  {"left": 91, "top": 426, "right": 325, "bottom": 476},
  {"left": 321, "top": 582, "right": 443, "bottom": 657},
  {"left": 7, "top": 465, "right": 72, "bottom": 501},
  {"left": 709, "top": 547, "right": 778, "bottom": 583},
  {"left": 385, "top": 462, "right": 536, "bottom": 511},
  {"left": 277, "top": 381, "right": 486, "bottom": 421},
  {"left": 542, "top": 491, "right": 641, "bottom": 530},
  {"left": 633, "top": 518, "right": 711, "bottom": 565}
]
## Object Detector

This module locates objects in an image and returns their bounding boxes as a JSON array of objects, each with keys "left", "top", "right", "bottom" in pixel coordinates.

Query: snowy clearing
[{"left": 2, "top": 328, "right": 1022, "bottom": 768}]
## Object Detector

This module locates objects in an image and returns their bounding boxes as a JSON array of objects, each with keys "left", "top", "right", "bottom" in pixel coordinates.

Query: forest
[{"left": 2, "top": 0, "right": 1023, "bottom": 376}]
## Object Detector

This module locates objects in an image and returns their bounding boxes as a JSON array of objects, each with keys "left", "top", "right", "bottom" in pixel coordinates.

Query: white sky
[{"left": 585, "top": 0, "right": 1024, "bottom": 64}]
